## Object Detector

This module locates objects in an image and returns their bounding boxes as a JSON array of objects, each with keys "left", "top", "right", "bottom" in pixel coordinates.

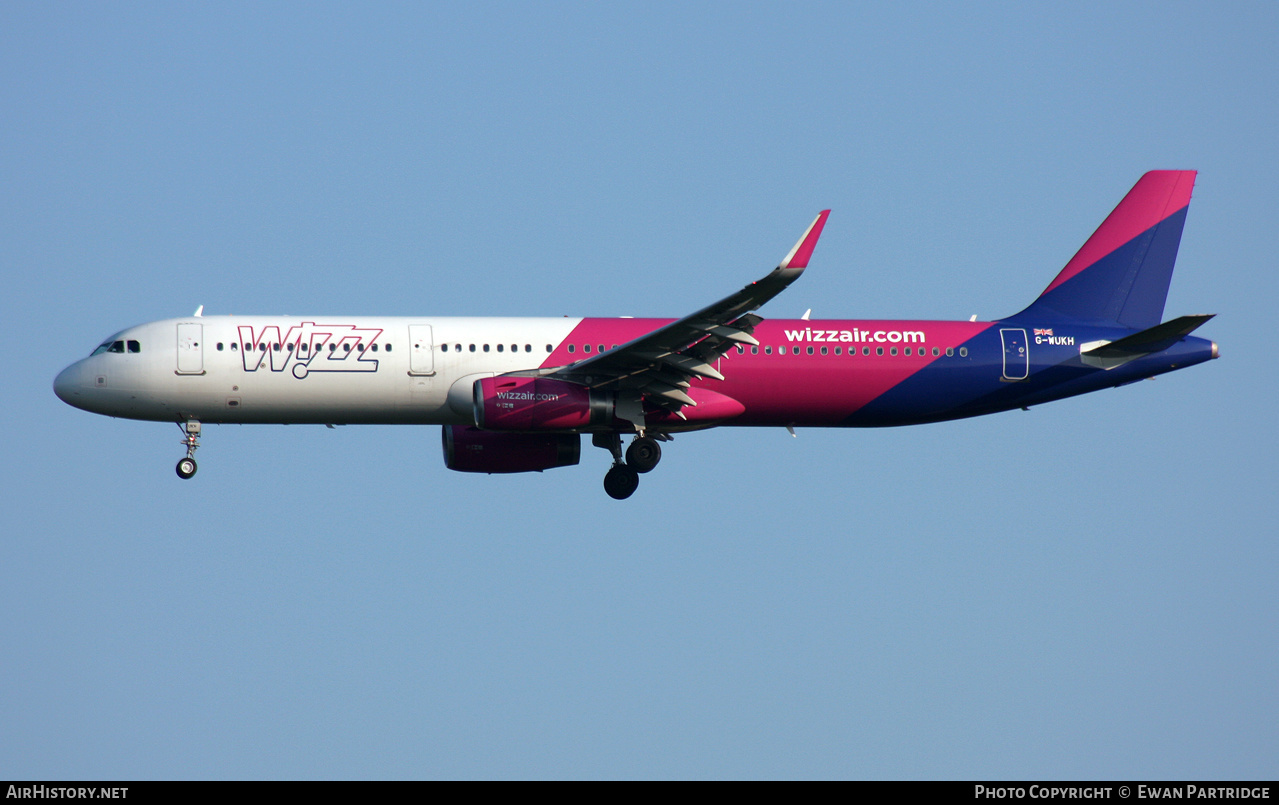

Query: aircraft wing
[{"left": 544, "top": 210, "right": 830, "bottom": 412}]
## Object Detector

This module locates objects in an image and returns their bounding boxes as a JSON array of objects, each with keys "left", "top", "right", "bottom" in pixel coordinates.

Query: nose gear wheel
[{"left": 175, "top": 419, "right": 201, "bottom": 479}]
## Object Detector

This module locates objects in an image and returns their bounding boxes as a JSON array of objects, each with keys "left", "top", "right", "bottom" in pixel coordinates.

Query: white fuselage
[{"left": 54, "top": 315, "right": 588, "bottom": 425}]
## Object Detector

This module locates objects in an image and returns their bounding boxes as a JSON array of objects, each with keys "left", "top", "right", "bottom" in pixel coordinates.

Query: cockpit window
[{"left": 90, "top": 338, "right": 136, "bottom": 356}]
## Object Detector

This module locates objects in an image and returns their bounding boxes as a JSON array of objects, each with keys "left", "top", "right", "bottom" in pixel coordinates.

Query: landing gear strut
[
  {"left": 593, "top": 432, "right": 665, "bottom": 499},
  {"left": 175, "top": 418, "right": 201, "bottom": 479}
]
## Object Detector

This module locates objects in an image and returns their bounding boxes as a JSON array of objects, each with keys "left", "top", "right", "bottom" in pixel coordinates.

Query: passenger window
[
  {"left": 583, "top": 344, "right": 591, "bottom": 353},
  {"left": 820, "top": 347, "right": 828, "bottom": 355},
  {"left": 599, "top": 345, "right": 605, "bottom": 353},
  {"left": 806, "top": 346, "right": 814, "bottom": 355},
  {"left": 959, "top": 347, "right": 968, "bottom": 357},
  {"left": 751, "top": 346, "right": 759, "bottom": 354},
  {"left": 274, "top": 343, "right": 282, "bottom": 352},
  {"left": 231, "top": 343, "right": 238, "bottom": 351},
  {"left": 513, "top": 345, "right": 519, "bottom": 353},
  {"left": 793, "top": 346, "right": 801, "bottom": 355},
  {"left": 216, "top": 343, "right": 224, "bottom": 351},
  {"left": 483, "top": 344, "right": 490, "bottom": 352},
  {"left": 863, "top": 347, "right": 871, "bottom": 356},
  {"left": 764, "top": 346, "right": 772, "bottom": 355},
  {"left": 946, "top": 348, "right": 954, "bottom": 357},
  {"left": 932, "top": 347, "right": 939, "bottom": 356},
  {"left": 469, "top": 344, "right": 476, "bottom": 352},
  {"left": 834, "top": 347, "right": 841, "bottom": 355},
  {"left": 385, "top": 344, "right": 392, "bottom": 352},
  {"left": 890, "top": 347, "right": 897, "bottom": 356},
  {"left": 904, "top": 347, "right": 911, "bottom": 356},
  {"left": 876, "top": 347, "right": 884, "bottom": 356},
  {"left": 128, "top": 340, "right": 141, "bottom": 353},
  {"left": 568, "top": 345, "right": 575, "bottom": 353},
  {"left": 357, "top": 344, "right": 364, "bottom": 352},
  {"left": 496, "top": 344, "right": 504, "bottom": 352},
  {"left": 545, "top": 344, "right": 552, "bottom": 353}
]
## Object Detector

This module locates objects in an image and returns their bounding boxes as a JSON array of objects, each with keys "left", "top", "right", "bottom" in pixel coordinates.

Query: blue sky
[{"left": 3, "top": 2, "right": 1276, "bottom": 779}]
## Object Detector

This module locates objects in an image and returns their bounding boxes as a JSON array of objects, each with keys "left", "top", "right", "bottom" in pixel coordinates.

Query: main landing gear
[
  {"left": 175, "top": 418, "right": 201, "bottom": 479},
  {"left": 594, "top": 433, "right": 664, "bottom": 500}
]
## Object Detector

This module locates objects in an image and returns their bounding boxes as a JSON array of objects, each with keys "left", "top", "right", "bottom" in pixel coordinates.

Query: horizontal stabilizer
[{"left": 1082, "top": 314, "right": 1214, "bottom": 359}]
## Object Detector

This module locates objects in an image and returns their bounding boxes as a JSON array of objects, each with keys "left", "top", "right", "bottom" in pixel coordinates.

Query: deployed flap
[{"left": 544, "top": 211, "right": 830, "bottom": 411}]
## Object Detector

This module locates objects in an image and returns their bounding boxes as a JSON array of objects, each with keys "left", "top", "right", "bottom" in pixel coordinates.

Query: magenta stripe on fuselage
[{"left": 543, "top": 317, "right": 993, "bottom": 426}]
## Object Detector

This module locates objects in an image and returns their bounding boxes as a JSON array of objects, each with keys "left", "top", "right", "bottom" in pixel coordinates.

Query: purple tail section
[{"left": 1013, "top": 171, "right": 1196, "bottom": 329}]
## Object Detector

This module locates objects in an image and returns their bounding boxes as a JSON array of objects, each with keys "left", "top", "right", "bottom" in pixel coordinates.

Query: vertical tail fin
[{"left": 1013, "top": 171, "right": 1196, "bottom": 329}]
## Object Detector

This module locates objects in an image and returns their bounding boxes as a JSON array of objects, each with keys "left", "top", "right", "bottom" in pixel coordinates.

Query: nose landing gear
[{"left": 175, "top": 419, "right": 201, "bottom": 479}]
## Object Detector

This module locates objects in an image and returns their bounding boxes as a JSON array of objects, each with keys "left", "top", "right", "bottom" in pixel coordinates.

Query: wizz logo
[{"left": 238, "top": 323, "right": 384, "bottom": 379}]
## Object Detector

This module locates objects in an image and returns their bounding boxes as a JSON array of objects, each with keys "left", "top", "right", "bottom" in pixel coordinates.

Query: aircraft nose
[{"left": 54, "top": 362, "right": 82, "bottom": 405}]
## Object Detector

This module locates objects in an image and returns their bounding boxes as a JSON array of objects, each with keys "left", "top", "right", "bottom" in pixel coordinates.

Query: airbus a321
[{"left": 55, "top": 171, "right": 1218, "bottom": 499}]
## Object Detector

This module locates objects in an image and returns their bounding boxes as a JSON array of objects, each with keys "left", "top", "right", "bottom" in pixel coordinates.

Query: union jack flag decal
[{"left": 1034, "top": 328, "right": 1054, "bottom": 337}]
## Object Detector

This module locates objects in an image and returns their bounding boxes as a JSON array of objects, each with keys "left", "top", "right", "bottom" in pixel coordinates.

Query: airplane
[{"left": 54, "top": 171, "right": 1217, "bottom": 499}]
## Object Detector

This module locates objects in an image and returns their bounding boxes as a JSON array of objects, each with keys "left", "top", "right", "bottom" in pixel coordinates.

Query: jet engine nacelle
[
  {"left": 474, "top": 376, "right": 612, "bottom": 431},
  {"left": 442, "top": 426, "right": 581, "bottom": 474}
]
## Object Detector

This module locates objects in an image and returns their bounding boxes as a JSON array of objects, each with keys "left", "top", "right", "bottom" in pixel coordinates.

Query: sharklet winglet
[{"left": 779, "top": 210, "right": 830, "bottom": 270}]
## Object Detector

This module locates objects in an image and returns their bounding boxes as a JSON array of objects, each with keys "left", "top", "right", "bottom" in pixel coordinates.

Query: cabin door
[
  {"left": 408, "top": 325, "right": 435, "bottom": 376},
  {"left": 1001, "top": 328, "right": 1028, "bottom": 381},
  {"left": 176, "top": 323, "right": 204, "bottom": 375}
]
